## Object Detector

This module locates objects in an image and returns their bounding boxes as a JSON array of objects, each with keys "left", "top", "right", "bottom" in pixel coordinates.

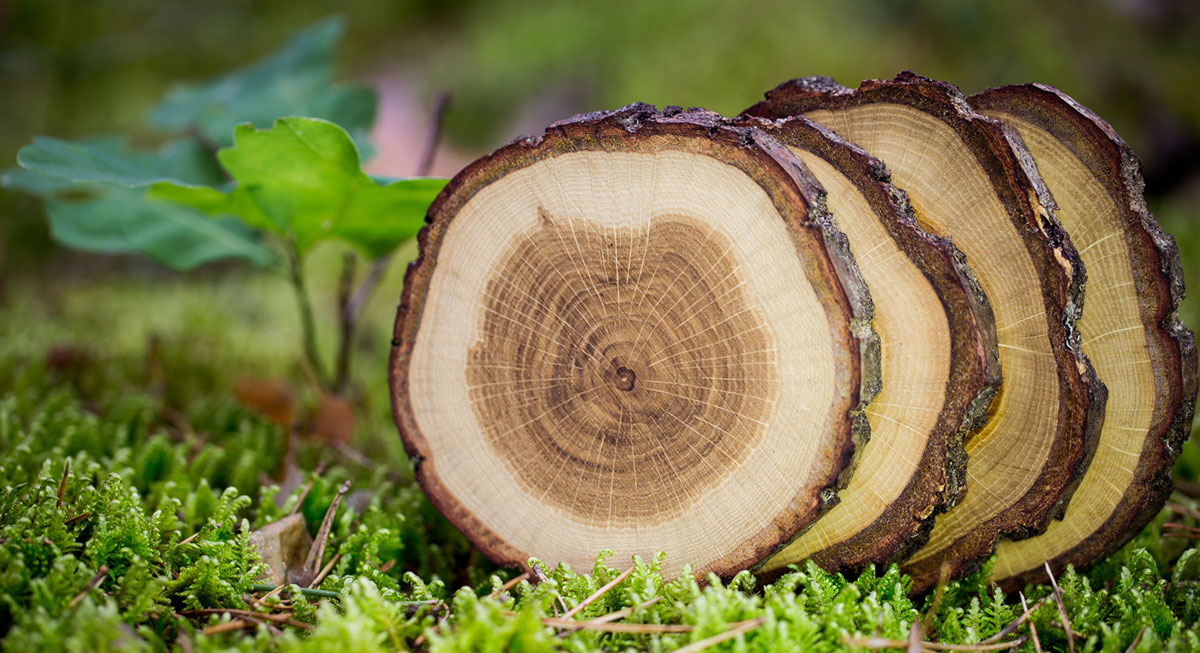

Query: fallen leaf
[
  {"left": 312, "top": 393, "right": 355, "bottom": 444},
  {"left": 234, "top": 378, "right": 296, "bottom": 426},
  {"left": 248, "top": 513, "right": 313, "bottom": 586}
]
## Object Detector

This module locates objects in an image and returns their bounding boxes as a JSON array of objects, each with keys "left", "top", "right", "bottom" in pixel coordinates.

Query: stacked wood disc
[
  {"left": 728, "top": 114, "right": 1001, "bottom": 575},
  {"left": 743, "top": 73, "right": 1109, "bottom": 591},
  {"left": 391, "top": 74, "right": 1197, "bottom": 591},
  {"left": 967, "top": 84, "right": 1198, "bottom": 590}
]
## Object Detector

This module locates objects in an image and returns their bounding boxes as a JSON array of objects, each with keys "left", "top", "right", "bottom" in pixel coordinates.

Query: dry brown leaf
[
  {"left": 234, "top": 378, "right": 296, "bottom": 426},
  {"left": 312, "top": 393, "right": 355, "bottom": 445}
]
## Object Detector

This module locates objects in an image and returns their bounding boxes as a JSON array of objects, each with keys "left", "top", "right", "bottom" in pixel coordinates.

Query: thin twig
[
  {"left": 251, "top": 583, "right": 287, "bottom": 608},
  {"left": 843, "top": 635, "right": 1028, "bottom": 651},
  {"left": 924, "top": 559, "right": 953, "bottom": 634},
  {"left": 562, "top": 566, "right": 635, "bottom": 619},
  {"left": 908, "top": 620, "right": 923, "bottom": 653},
  {"left": 289, "top": 462, "right": 327, "bottom": 516},
  {"left": 184, "top": 608, "right": 306, "bottom": 626},
  {"left": 1020, "top": 593, "right": 1042, "bottom": 653},
  {"left": 378, "top": 559, "right": 397, "bottom": 574},
  {"left": 674, "top": 618, "right": 765, "bottom": 653},
  {"left": 202, "top": 619, "right": 253, "bottom": 635},
  {"left": 541, "top": 617, "right": 693, "bottom": 633},
  {"left": 1174, "top": 478, "right": 1200, "bottom": 499},
  {"left": 176, "top": 630, "right": 195, "bottom": 653},
  {"left": 310, "top": 552, "right": 342, "bottom": 588},
  {"left": 1044, "top": 563, "right": 1075, "bottom": 653},
  {"left": 1125, "top": 626, "right": 1147, "bottom": 652},
  {"left": 192, "top": 610, "right": 303, "bottom": 634},
  {"left": 341, "top": 91, "right": 451, "bottom": 348},
  {"left": 416, "top": 92, "right": 451, "bottom": 177},
  {"left": 56, "top": 460, "right": 69, "bottom": 509},
  {"left": 1166, "top": 501, "right": 1200, "bottom": 521},
  {"left": 68, "top": 565, "right": 108, "bottom": 608},
  {"left": 64, "top": 512, "right": 90, "bottom": 526},
  {"left": 586, "top": 595, "right": 664, "bottom": 625},
  {"left": 981, "top": 593, "right": 1051, "bottom": 644},
  {"left": 286, "top": 240, "right": 329, "bottom": 390},
  {"left": 487, "top": 572, "right": 530, "bottom": 599},
  {"left": 925, "top": 638, "right": 1029, "bottom": 651},
  {"left": 250, "top": 583, "right": 341, "bottom": 599},
  {"left": 333, "top": 442, "right": 377, "bottom": 470},
  {"left": 303, "top": 480, "right": 351, "bottom": 579}
]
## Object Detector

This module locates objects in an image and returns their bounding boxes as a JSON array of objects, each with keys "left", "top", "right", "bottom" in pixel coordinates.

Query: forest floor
[{"left": 2, "top": 245, "right": 1200, "bottom": 652}]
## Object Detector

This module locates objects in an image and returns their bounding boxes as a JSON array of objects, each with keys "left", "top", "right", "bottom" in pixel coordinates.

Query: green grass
[{"left": 2, "top": 246, "right": 1200, "bottom": 651}]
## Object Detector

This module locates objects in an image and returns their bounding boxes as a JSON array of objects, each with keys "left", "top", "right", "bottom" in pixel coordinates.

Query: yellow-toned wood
[
  {"left": 741, "top": 110, "right": 1003, "bottom": 572},
  {"left": 971, "top": 84, "right": 1195, "bottom": 587},
  {"left": 807, "top": 104, "right": 1061, "bottom": 563},
  {"left": 739, "top": 76, "right": 1103, "bottom": 593},
  {"left": 778, "top": 151, "right": 948, "bottom": 560},
  {"left": 990, "top": 115, "right": 1150, "bottom": 577}
]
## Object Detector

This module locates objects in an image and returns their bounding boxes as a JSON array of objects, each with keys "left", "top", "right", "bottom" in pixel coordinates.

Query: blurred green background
[
  {"left": 1, "top": 0, "right": 1198, "bottom": 463},
  {"left": 3, "top": 0, "right": 1199, "bottom": 263}
]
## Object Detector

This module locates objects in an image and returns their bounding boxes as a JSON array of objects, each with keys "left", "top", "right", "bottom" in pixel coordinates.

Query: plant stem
[
  {"left": 333, "top": 251, "right": 357, "bottom": 393},
  {"left": 249, "top": 583, "right": 340, "bottom": 599},
  {"left": 286, "top": 241, "right": 330, "bottom": 390},
  {"left": 336, "top": 91, "right": 451, "bottom": 392}
]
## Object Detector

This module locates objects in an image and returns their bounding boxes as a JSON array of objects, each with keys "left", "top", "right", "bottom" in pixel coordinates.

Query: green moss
[{"left": 1, "top": 309, "right": 1200, "bottom": 651}]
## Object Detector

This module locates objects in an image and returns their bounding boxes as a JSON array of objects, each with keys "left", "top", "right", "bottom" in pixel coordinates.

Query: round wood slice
[
  {"left": 970, "top": 84, "right": 1198, "bottom": 589},
  {"left": 744, "top": 72, "right": 1106, "bottom": 591},
  {"left": 734, "top": 115, "right": 1001, "bottom": 574},
  {"left": 389, "top": 104, "right": 879, "bottom": 578}
]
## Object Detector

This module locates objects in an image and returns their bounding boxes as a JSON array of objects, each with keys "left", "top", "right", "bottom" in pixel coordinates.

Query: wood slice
[
  {"left": 389, "top": 104, "right": 879, "bottom": 578},
  {"left": 969, "top": 84, "right": 1198, "bottom": 589},
  {"left": 744, "top": 73, "right": 1106, "bottom": 591},
  {"left": 734, "top": 115, "right": 1001, "bottom": 574}
]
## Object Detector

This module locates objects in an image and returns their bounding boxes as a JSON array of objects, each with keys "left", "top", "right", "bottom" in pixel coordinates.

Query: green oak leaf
[
  {"left": 148, "top": 184, "right": 279, "bottom": 234},
  {"left": 1, "top": 166, "right": 79, "bottom": 196},
  {"left": 44, "top": 187, "right": 276, "bottom": 270},
  {"left": 151, "top": 117, "right": 448, "bottom": 258},
  {"left": 14, "top": 137, "right": 224, "bottom": 189},
  {"left": 7, "top": 137, "right": 271, "bottom": 269},
  {"left": 147, "top": 16, "right": 377, "bottom": 152}
]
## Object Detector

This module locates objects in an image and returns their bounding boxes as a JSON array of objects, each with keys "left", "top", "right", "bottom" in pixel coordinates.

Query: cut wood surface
[
  {"left": 744, "top": 73, "right": 1106, "bottom": 591},
  {"left": 390, "top": 104, "right": 879, "bottom": 578},
  {"left": 970, "top": 84, "right": 1199, "bottom": 589},
  {"left": 736, "top": 115, "right": 1000, "bottom": 574}
]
